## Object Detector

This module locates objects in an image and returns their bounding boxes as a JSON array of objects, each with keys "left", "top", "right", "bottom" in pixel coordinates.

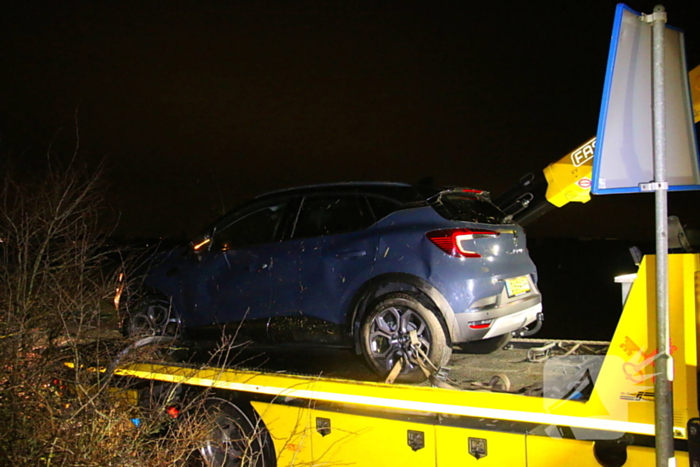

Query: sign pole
[
  {"left": 593, "top": 4, "right": 700, "bottom": 459},
  {"left": 647, "top": 5, "right": 674, "bottom": 467}
]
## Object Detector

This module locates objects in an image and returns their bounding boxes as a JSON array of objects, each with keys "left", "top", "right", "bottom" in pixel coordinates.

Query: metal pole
[{"left": 649, "top": 5, "right": 674, "bottom": 467}]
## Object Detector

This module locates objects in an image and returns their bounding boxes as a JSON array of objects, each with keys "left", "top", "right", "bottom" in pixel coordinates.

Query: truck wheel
[
  {"left": 122, "top": 295, "right": 179, "bottom": 339},
  {"left": 360, "top": 293, "right": 451, "bottom": 384},
  {"left": 194, "top": 397, "right": 274, "bottom": 467},
  {"left": 458, "top": 333, "right": 511, "bottom": 354}
]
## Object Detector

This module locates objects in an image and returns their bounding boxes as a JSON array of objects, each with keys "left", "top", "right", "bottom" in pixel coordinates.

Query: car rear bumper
[
  {"left": 452, "top": 293, "right": 542, "bottom": 343},
  {"left": 482, "top": 302, "right": 541, "bottom": 339}
]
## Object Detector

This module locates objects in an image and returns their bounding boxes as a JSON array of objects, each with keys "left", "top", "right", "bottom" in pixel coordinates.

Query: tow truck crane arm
[{"left": 495, "top": 64, "right": 700, "bottom": 225}]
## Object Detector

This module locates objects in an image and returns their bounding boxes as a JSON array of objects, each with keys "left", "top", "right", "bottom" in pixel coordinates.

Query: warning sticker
[{"left": 577, "top": 178, "right": 591, "bottom": 189}]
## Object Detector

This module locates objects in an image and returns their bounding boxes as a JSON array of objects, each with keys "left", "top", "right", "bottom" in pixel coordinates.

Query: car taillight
[{"left": 426, "top": 228, "right": 500, "bottom": 258}]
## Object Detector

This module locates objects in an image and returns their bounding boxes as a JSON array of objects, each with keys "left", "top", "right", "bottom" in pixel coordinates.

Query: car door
[
  {"left": 268, "top": 193, "right": 378, "bottom": 344},
  {"left": 182, "top": 200, "right": 289, "bottom": 334}
]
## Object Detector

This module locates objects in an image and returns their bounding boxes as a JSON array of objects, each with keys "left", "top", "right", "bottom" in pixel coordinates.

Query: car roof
[{"left": 254, "top": 182, "right": 445, "bottom": 203}]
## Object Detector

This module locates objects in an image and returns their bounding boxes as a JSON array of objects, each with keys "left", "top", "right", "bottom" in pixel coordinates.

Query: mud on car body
[{"left": 124, "top": 182, "right": 542, "bottom": 383}]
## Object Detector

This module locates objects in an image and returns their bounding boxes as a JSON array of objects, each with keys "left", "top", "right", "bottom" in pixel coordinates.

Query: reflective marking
[{"left": 118, "top": 367, "right": 662, "bottom": 436}]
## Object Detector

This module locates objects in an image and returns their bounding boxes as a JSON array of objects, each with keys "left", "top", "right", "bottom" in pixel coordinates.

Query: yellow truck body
[{"left": 115, "top": 253, "right": 700, "bottom": 465}]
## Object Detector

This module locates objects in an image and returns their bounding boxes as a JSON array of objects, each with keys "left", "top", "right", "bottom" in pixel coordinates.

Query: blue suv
[{"left": 125, "top": 182, "right": 542, "bottom": 383}]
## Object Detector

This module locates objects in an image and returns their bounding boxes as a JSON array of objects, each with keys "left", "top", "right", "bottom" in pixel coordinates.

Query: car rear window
[{"left": 430, "top": 193, "right": 511, "bottom": 224}]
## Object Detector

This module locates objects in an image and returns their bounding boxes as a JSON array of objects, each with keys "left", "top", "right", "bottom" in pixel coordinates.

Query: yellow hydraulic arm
[{"left": 495, "top": 64, "right": 700, "bottom": 225}]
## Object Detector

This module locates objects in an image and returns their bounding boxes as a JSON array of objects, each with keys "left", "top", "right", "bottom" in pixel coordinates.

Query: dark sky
[{"left": 1, "top": 0, "right": 699, "bottom": 240}]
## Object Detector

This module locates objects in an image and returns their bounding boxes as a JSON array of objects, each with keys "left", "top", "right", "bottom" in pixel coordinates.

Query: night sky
[{"left": 1, "top": 0, "right": 699, "bottom": 241}]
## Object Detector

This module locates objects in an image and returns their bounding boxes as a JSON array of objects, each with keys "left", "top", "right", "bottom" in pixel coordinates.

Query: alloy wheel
[{"left": 367, "top": 305, "right": 432, "bottom": 373}]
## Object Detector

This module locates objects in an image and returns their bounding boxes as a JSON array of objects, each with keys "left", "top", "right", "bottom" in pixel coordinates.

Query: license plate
[{"left": 505, "top": 276, "right": 530, "bottom": 297}]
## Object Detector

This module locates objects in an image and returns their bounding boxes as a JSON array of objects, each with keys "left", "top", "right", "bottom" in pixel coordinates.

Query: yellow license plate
[{"left": 505, "top": 276, "right": 530, "bottom": 297}]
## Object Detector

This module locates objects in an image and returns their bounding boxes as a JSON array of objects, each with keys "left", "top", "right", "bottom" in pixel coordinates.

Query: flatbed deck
[
  {"left": 138, "top": 338, "right": 609, "bottom": 396},
  {"left": 440, "top": 339, "right": 609, "bottom": 392}
]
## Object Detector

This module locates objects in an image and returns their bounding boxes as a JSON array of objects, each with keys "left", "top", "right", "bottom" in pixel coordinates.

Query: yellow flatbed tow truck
[
  {"left": 112, "top": 253, "right": 699, "bottom": 466},
  {"left": 103, "top": 66, "right": 700, "bottom": 466}
]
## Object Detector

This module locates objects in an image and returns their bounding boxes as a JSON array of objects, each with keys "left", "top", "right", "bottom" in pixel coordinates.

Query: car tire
[
  {"left": 122, "top": 295, "right": 180, "bottom": 339},
  {"left": 360, "top": 293, "right": 451, "bottom": 384},
  {"left": 192, "top": 397, "right": 274, "bottom": 467},
  {"left": 458, "top": 333, "right": 511, "bottom": 354}
]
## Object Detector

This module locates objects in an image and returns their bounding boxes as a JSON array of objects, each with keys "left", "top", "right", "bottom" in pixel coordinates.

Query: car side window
[
  {"left": 212, "top": 202, "right": 287, "bottom": 250},
  {"left": 292, "top": 195, "right": 373, "bottom": 239},
  {"left": 366, "top": 195, "right": 402, "bottom": 221}
]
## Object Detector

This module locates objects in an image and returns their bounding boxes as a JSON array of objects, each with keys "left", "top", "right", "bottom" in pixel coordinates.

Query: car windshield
[{"left": 430, "top": 192, "right": 511, "bottom": 224}]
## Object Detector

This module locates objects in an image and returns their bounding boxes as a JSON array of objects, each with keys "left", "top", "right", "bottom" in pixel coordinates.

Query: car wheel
[
  {"left": 360, "top": 293, "right": 451, "bottom": 384},
  {"left": 458, "top": 333, "right": 511, "bottom": 354},
  {"left": 123, "top": 295, "right": 179, "bottom": 339},
  {"left": 192, "top": 397, "right": 274, "bottom": 467}
]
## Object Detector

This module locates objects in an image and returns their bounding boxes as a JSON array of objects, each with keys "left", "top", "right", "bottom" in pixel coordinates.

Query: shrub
[{"left": 0, "top": 154, "right": 214, "bottom": 466}]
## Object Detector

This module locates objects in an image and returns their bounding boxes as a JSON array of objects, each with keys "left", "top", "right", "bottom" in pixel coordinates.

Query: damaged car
[{"left": 123, "top": 182, "right": 542, "bottom": 383}]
